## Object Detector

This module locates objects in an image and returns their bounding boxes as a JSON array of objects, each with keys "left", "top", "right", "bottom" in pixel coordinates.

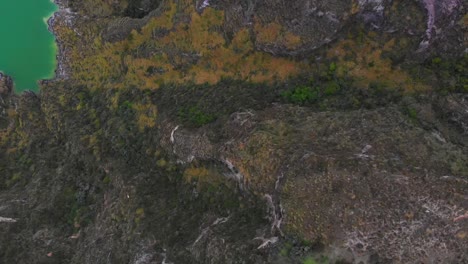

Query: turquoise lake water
[{"left": 0, "top": 0, "right": 58, "bottom": 92}]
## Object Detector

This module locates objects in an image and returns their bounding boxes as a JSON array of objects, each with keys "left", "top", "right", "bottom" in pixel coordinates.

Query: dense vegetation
[{"left": 0, "top": 0, "right": 467, "bottom": 263}]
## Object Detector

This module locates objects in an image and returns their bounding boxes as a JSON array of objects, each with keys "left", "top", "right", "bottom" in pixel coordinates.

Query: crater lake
[{"left": 0, "top": 0, "right": 58, "bottom": 92}]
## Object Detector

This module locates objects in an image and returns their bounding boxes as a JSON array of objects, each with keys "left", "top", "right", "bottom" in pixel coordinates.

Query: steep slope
[{"left": 1, "top": 0, "right": 467, "bottom": 263}]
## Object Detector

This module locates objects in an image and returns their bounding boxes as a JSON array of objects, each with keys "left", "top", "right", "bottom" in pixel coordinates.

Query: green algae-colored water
[{"left": 0, "top": 0, "right": 58, "bottom": 92}]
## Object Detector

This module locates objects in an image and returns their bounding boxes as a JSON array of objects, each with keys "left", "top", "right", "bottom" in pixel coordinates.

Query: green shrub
[
  {"left": 102, "top": 175, "right": 111, "bottom": 184},
  {"left": 121, "top": 100, "right": 133, "bottom": 109},
  {"left": 279, "top": 242, "right": 293, "bottom": 256},
  {"left": 431, "top": 57, "right": 442, "bottom": 65},
  {"left": 323, "top": 81, "right": 340, "bottom": 96},
  {"left": 5, "top": 173, "right": 22, "bottom": 187},
  {"left": 303, "top": 257, "right": 317, "bottom": 264},
  {"left": 328, "top": 62, "right": 337, "bottom": 74},
  {"left": 282, "top": 86, "right": 319, "bottom": 104},
  {"left": 426, "top": 54, "right": 468, "bottom": 93},
  {"left": 407, "top": 107, "right": 418, "bottom": 119},
  {"left": 178, "top": 106, "right": 216, "bottom": 126}
]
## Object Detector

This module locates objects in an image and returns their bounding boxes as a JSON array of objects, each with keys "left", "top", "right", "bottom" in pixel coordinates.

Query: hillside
[{"left": 0, "top": 0, "right": 467, "bottom": 263}]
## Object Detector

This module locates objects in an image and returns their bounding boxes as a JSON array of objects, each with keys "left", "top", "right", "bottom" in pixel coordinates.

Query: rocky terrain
[{"left": 1, "top": 0, "right": 467, "bottom": 263}]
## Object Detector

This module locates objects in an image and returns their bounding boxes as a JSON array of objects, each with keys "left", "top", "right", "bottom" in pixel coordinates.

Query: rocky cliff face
[{"left": 0, "top": 0, "right": 467, "bottom": 263}]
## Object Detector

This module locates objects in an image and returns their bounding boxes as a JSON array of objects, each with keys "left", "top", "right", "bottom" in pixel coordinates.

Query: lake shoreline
[
  {"left": 42, "top": 0, "right": 74, "bottom": 88},
  {"left": 47, "top": 0, "right": 68, "bottom": 79}
]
